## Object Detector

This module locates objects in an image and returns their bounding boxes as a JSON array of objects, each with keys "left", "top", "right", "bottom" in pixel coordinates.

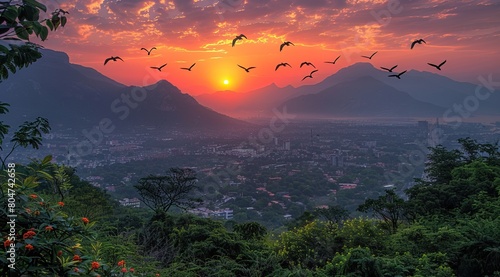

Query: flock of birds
[
  {"left": 103, "top": 36, "right": 446, "bottom": 82},
  {"left": 104, "top": 46, "right": 198, "bottom": 72}
]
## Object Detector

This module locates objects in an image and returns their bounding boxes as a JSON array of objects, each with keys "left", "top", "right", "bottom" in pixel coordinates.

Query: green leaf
[
  {"left": 41, "top": 154, "right": 53, "bottom": 164},
  {"left": 15, "top": 26, "right": 30, "bottom": 40},
  {"left": 31, "top": 20, "right": 42, "bottom": 34},
  {"left": 45, "top": 18, "right": 53, "bottom": 30},
  {"left": 0, "top": 65, "right": 8, "bottom": 79},
  {"left": 61, "top": 16, "right": 67, "bottom": 27},
  {"left": 23, "top": 0, "right": 47, "bottom": 13},
  {"left": 39, "top": 25, "right": 48, "bottom": 41},
  {"left": 0, "top": 45, "right": 9, "bottom": 54},
  {"left": 22, "top": 5, "right": 40, "bottom": 22},
  {"left": 51, "top": 17, "right": 60, "bottom": 30},
  {"left": 0, "top": 102, "right": 10, "bottom": 114},
  {"left": 5, "top": 61, "right": 16, "bottom": 74},
  {"left": 21, "top": 20, "right": 33, "bottom": 30},
  {"left": 2, "top": 6, "right": 19, "bottom": 22}
]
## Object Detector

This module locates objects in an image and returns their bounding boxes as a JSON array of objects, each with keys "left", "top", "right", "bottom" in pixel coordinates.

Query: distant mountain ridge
[
  {"left": 0, "top": 49, "right": 252, "bottom": 131},
  {"left": 196, "top": 62, "right": 500, "bottom": 118},
  {"left": 3, "top": 50, "right": 498, "bottom": 125},
  {"left": 195, "top": 83, "right": 300, "bottom": 117},
  {"left": 282, "top": 76, "right": 443, "bottom": 117}
]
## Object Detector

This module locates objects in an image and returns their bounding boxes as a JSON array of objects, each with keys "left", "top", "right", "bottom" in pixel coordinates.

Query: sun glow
[{"left": 223, "top": 79, "right": 229, "bottom": 85}]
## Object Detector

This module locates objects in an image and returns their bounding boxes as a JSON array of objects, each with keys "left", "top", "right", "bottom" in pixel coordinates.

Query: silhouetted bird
[
  {"left": 141, "top": 47, "right": 156, "bottom": 55},
  {"left": 232, "top": 34, "right": 247, "bottom": 47},
  {"left": 361, "top": 51, "right": 377, "bottom": 59},
  {"left": 380, "top": 65, "right": 398, "bottom": 72},
  {"left": 275, "top": 62, "right": 292, "bottom": 71},
  {"left": 410, "top": 39, "right": 426, "bottom": 49},
  {"left": 388, "top": 70, "right": 407, "bottom": 79},
  {"left": 280, "top": 41, "right": 294, "bottom": 51},
  {"left": 325, "top": 55, "right": 341, "bottom": 64},
  {"left": 300, "top": 62, "right": 316, "bottom": 68},
  {"left": 151, "top": 63, "right": 167, "bottom": 71},
  {"left": 237, "top": 64, "right": 256, "bottom": 72},
  {"left": 302, "top": 70, "right": 318, "bottom": 81},
  {"left": 104, "top": 56, "right": 123, "bottom": 65},
  {"left": 427, "top": 60, "right": 446, "bottom": 70},
  {"left": 180, "top": 63, "right": 196, "bottom": 71}
]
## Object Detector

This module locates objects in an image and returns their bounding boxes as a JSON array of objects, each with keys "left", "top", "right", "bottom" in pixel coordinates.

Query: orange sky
[{"left": 36, "top": 0, "right": 500, "bottom": 95}]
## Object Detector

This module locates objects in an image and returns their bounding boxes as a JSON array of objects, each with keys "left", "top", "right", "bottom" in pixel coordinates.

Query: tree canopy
[
  {"left": 1, "top": 0, "right": 68, "bottom": 80},
  {"left": 134, "top": 167, "right": 202, "bottom": 214}
]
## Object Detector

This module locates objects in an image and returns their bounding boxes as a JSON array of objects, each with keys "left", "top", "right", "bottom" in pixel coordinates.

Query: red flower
[
  {"left": 23, "top": 230, "right": 36, "bottom": 239},
  {"left": 58, "top": 201, "right": 65, "bottom": 207},
  {"left": 121, "top": 267, "right": 127, "bottom": 273},
  {"left": 129, "top": 268, "right": 135, "bottom": 273},
  {"left": 39, "top": 202, "right": 45, "bottom": 206},
  {"left": 73, "top": 254, "right": 82, "bottom": 262},
  {"left": 74, "top": 267, "right": 79, "bottom": 272},
  {"left": 29, "top": 194, "right": 38, "bottom": 199},
  {"left": 156, "top": 274, "right": 160, "bottom": 277},
  {"left": 33, "top": 210, "right": 40, "bottom": 216},
  {"left": 82, "top": 217, "right": 90, "bottom": 224},
  {"left": 25, "top": 208, "right": 32, "bottom": 214},
  {"left": 4, "top": 239, "right": 12, "bottom": 248},
  {"left": 45, "top": 225, "right": 54, "bottom": 231},
  {"left": 25, "top": 244, "right": 34, "bottom": 251},
  {"left": 57, "top": 250, "right": 63, "bottom": 257},
  {"left": 91, "top": 261, "right": 100, "bottom": 270},
  {"left": 117, "top": 260, "right": 125, "bottom": 267}
]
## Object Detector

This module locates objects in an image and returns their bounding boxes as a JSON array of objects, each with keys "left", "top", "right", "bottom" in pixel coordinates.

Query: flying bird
[
  {"left": 232, "top": 34, "right": 247, "bottom": 47},
  {"left": 427, "top": 60, "right": 446, "bottom": 70},
  {"left": 410, "top": 39, "right": 426, "bottom": 49},
  {"left": 325, "top": 55, "right": 341, "bottom": 64},
  {"left": 380, "top": 65, "right": 398, "bottom": 72},
  {"left": 388, "top": 70, "right": 407, "bottom": 79},
  {"left": 237, "top": 64, "right": 256, "bottom": 72},
  {"left": 104, "top": 56, "right": 123, "bottom": 65},
  {"left": 150, "top": 63, "right": 167, "bottom": 71},
  {"left": 180, "top": 63, "right": 196, "bottom": 71},
  {"left": 361, "top": 51, "right": 378, "bottom": 59},
  {"left": 280, "top": 41, "right": 294, "bottom": 52},
  {"left": 302, "top": 70, "right": 319, "bottom": 81},
  {"left": 275, "top": 62, "right": 292, "bottom": 71},
  {"left": 300, "top": 62, "right": 316, "bottom": 68},
  {"left": 141, "top": 47, "right": 156, "bottom": 55}
]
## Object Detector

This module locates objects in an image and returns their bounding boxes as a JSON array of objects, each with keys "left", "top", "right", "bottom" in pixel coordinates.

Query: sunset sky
[{"left": 37, "top": 0, "right": 500, "bottom": 95}]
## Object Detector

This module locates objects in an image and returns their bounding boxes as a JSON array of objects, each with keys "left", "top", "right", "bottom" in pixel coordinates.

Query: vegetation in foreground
[
  {"left": 1, "top": 138, "right": 499, "bottom": 276},
  {"left": 1, "top": 2, "right": 499, "bottom": 275}
]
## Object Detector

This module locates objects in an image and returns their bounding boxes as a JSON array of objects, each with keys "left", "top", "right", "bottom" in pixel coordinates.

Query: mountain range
[
  {"left": 282, "top": 76, "right": 443, "bottom": 117},
  {"left": 0, "top": 49, "right": 251, "bottom": 131},
  {"left": 196, "top": 62, "right": 500, "bottom": 118},
  {"left": 1, "top": 49, "right": 499, "bottom": 132}
]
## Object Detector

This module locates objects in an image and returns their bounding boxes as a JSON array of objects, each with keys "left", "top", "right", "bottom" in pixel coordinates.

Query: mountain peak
[
  {"left": 337, "top": 62, "right": 378, "bottom": 74},
  {"left": 40, "top": 49, "right": 70, "bottom": 64},
  {"left": 0, "top": 49, "right": 251, "bottom": 130},
  {"left": 145, "top": 79, "right": 181, "bottom": 93}
]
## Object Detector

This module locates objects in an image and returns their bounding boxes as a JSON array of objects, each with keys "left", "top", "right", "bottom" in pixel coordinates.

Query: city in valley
[{"left": 9, "top": 118, "right": 500, "bottom": 228}]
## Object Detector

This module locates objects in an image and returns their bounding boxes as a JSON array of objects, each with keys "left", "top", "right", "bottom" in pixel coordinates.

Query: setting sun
[{"left": 223, "top": 80, "right": 229, "bottom": 85}]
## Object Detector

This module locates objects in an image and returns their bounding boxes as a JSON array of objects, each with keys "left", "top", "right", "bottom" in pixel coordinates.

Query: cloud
[{"left": 40, "top": 0, "right": 500, "bottom": 74}]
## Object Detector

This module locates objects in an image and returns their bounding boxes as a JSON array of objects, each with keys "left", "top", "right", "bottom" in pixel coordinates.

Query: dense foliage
[
  {"left": 1, "top": 0, "right": 68, "bottom": 81},
  {"left": 1, "top": 138, "right": 499, "bottom": 276}
]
